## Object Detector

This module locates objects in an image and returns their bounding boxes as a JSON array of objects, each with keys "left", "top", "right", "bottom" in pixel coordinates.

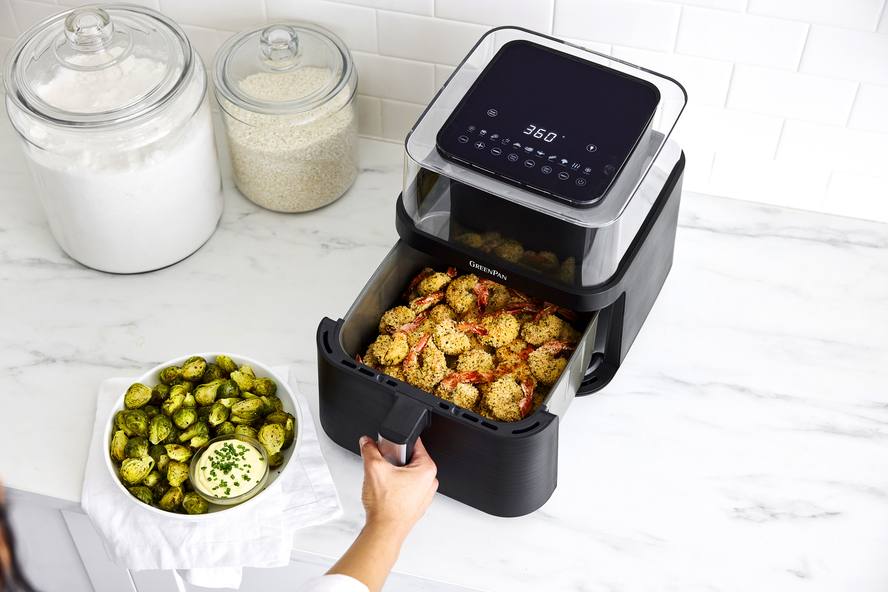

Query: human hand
[{"left": 359, "top": 436, "right": 438, "bottom": 542}]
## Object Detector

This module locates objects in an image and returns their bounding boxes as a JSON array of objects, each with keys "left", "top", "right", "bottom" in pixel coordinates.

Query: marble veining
[{"left": 0, "top": 97, "right": 886, "bottom": 591}]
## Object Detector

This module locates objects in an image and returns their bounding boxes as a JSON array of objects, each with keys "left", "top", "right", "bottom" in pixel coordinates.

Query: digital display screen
[{"left": 436, "top": 41, "right": 660, "bottom": 207}]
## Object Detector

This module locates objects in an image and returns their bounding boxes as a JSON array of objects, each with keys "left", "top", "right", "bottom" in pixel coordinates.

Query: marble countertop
[{"left": 1, "top": 105, "right": 887, "bottom": 591}]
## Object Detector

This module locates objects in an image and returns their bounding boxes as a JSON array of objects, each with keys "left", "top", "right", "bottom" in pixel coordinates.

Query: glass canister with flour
[
  {"left": 3, "top": 4, "right": 223, "bottom": 274},
  {"left": 213, "top": 22, "right": 358, "bottom": 212}
]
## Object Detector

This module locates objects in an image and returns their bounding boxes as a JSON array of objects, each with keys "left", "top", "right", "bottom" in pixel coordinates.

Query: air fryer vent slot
[
  {"left": 438, "top": 402, "right": 450, "bottom": 410},
  {"left": 461, "top": 413, "right": 478, "bottom": 423},
  {"left": 481, "top": 421, "right": 498, "bottom": 431},
  {"left": 341, "top": 360, "right": 356, "bottom": 369},
  {"left": 512, "top": 421, "right": 540, "bottom": 434},
  {"left": 359, "top": 367, "right": 374, "bottom": 377},
  {"left": 322, "top": 330, "right": 333, "bottom": 354}
]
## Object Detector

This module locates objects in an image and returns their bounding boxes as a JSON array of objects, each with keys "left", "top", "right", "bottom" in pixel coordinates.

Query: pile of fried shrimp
[{"left": 357, "top": 267, "right": 582, "bottom": 422}]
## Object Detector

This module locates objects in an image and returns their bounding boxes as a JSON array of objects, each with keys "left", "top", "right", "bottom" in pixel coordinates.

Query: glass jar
[
  {"left": 3, "top": 4, "right": 223, "bottom": 274},
  {"left": 213, "top": 22, "right": 358, "bottom": 212}
]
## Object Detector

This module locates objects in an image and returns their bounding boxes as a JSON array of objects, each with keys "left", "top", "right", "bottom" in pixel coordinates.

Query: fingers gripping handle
[{"left": 378, "top": 393, "right": 431, "bottom": 466}]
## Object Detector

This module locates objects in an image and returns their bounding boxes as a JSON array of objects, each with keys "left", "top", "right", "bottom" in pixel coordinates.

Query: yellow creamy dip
[{"left": 194, "top": 439, "right": 265, "bottom": 499}]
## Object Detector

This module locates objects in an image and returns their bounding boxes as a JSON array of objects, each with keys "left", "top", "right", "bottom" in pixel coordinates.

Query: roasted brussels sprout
[
  {"left": 158, "top": 366, "right": 181, "bottom": 385},
  {"left": 190, "top": 435, "right": 210, "bottom": 449},
  {"left": 183, "top": 393, "right": 197, "bottom": 409},
  {"left": 230, "top": 399, "right": 264, "bottom": 424},
  {"left": 129, "top": 486, "right": 154, "bottom": 505},
  {"left": 268, "top": 452, "right": 284, "bottom": 469},
  {"left": 142, "top": 405, "right": 160, "bottom": 419},
  {"left": 182, "top": 492, "right": 209, "bottom": 515},
  {"left": 208, "top": 401, "right": 229, "bottom": 427},
  {"left": 159, "top": 485, "right": 184, "bottom": 511},
  {"left": 161, "top": 391, "right": 185, "bottom": 418},
  {"left": 181, "top": 356, "right": 207, "bottom": 381},
  {"left": 110, "top": 430, "right": 129, "bottom": 462},
  {"left": 124, "top": 436, "right": 150, "bottom": 459},
  {"left": 218, "top": 397, "right": 240, "bottom": 408},
  {"left": 179, "top": 421, "right": 209, "bottom": 446},
  {"left": 171, "top": 378, "right": 194, "bottom": 393},
  {"left": 151, "top": 480, "right": 170, "bottom": 503},
  {"left": 157, "top": 454, "right": 171, "bottom": 474},
  {"left": 216, "top": 421, "right": 236, "bottom": 436},
  {"left": 115, "top": 411, "right": 135, "bottom": 437},
  {"left": 164, "top": 443, "right": 192, "bottom": 463},
  {"left": 200, "top": 363, "right": 223, "bottom": 384},
  {"left": 166, "top": 461, "right": 189, "bottom": 487},
  {"left": 282, "top": 416, "right": 296, "bottom": 451},
  {"left": 258, "top": 396, "right": 277, "bottom": 416},
  {"left": 172, "top": 407, "right": 197, "bottom": 430},
  {"left": 239, "top": 365, "right": 256, "bottom": 380},
  {"left": 266, "top": 394, "right": 284, "bottom": 413},
  {"left": 264, "top": 411, "right": 288, "bottom": 425},
  {"left": 230, "top": 370, "right": 253, "bottom": 393},
  {"left": 150, "top": 383, "right": 170, "bottom": 404},
  {"left": 124, "top": 383, "right": 152, "bottom": 409},
  {"left": 234, "top": 425, "right": 258, "bottom": 439},
  {"left": 148, "top": 415, "right": 173, "bottom": 445},
  {"left": 258, "top": 423, "right": 285, "bottom": 455},
  {"left": 120, "top": 456, "right": 154, "bottom": 485},
  {"left": 148, "top": 444, "right": 166, "bottom": 464},
  {"left": 252, "top": 378, "right": 277, "bottom": 398},
  {"left": 216, "top": 355, "right": 237, "bottom": 375},
  {"left": 194, "top": 380, "right": 224, "bottom": 406},
  {"left": 123, "top": 409, "right": 149, "bottom": 437},
  {"left": 197, "top": 406, "right": 212, "bottom": 422},
  {"left": 216, "top": 379, "right": 241, "bottom": 400},
  {"left": 142, "top": 470, "right": 162, "bottom": 489}
]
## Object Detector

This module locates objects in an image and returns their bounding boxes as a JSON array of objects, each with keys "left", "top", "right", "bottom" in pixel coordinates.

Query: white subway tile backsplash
[
  {"left": 377, "top": 10, "right": 489, "bottom": 65},
  {"left": 746, "top": 0, "right": 884, "bottom": 33},
  {"left": 708, "top": 152, "right": 830, "bottom": 210},
  {"left": 10, "top": 0, "right": 63, "bottom": 31},
  {"left": 324, "top": 0, "right": 433, "bottom": 17},
  {"left": 675, "top": 7, "right": 808, "bottom": 70},
  {"left": 879, "top": 5, "right": 888, "bottom": 34},
  {"left": 680, "top": 149, "right": 714, "bottom": 194},
  {"left": 799, "top": 26, "right": 888, "bottom": 86},
  {"left": 357, "top": 95, "right": 383, "bottom": 137},
  {"left": 822, "top": 172, "right": 888, "bottom": 223},
  {"left": 435, "top": 0, "right": 553, "bottom": 33},
  {"left": 559, "top": 37, "right": 612, "bottom": 56},
  {"left": 848, "top": 84, "right": 888, "bottom": 135},
  {"left": 380, "top": 98, "right": 425, "bottom": 141},
  {"left": 351, "top": 51, "right": 436, "bottom": 104},
  {"left": 553, "top": 0, "right": 681, "bottom": 52},
  {"left": 266, "top": 0, "right": 377, "bottom": 53},
  {"left": 610, "top": 45, "right": 733, "bottom": 107},
  {"left": 673, "top": 103, "right": 784, "bottom": 158},
  {"left": 158, "top": 0, "right": 264, "bottom": 33},
  {"left": 776, "top": 120, "right": 888, "bottom": 179},
  {"left": 0, "top": 2, "right": 18, "bottom": 38},
  {"left": 180, "top": 24, "right": 222, "bottom": 73},
  {"left": 726, "top": 64, "right": 857, "bottom": 126},
  {"left": 434, "top": 64, "right": 456, "bottom": 92},
  {"left": 654, "top": 0, "right": 747, "bottom": 11},
  {"left": 57, "top": 0, "right": 159, "bottom": 9}
]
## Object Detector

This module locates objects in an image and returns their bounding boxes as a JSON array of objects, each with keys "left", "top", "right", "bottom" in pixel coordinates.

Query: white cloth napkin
[{"left": 81, "top": 365, "right": 342, "bottom": 589}]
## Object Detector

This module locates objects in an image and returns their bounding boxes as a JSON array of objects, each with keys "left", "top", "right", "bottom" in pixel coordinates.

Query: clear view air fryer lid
[
  {"left": 3, "top": 4, "right": 194, "bottom": 127},
  {"left": 213, "top": 21, "right": 354, "bottom": 120},
  {"left": 406, "top": 27, "right": 687, "bottom": 228}
]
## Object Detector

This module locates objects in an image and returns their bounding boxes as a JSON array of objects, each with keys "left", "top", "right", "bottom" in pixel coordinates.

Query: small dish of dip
[{"left": 189, "top": 434, "right": 270, "bottom": 506}]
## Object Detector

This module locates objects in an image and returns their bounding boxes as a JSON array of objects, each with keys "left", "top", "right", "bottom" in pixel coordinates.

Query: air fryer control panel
[{"left": 437, "top": 41, "right": 660, "bottom": 207}]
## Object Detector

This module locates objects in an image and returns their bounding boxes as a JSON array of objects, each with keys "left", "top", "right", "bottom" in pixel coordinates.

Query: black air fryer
[{"left": 317, "top": 27, "right": 687, "bottom": 517}]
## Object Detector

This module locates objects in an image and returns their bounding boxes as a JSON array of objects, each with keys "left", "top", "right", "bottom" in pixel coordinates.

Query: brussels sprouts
[
  {"left": 159, "top": 485, "right": 184, "bottom": 512},
  {"left": 268, "top": 452, "right": 284, "bottom": 469},
  {"left": 110, "top": 430, "right": 129, "bottom": 462},
  {"left": 120, "top": 456, "right": 154, "bottom": 485},
  {"left": 129, "top": 486, "right": 154, "bottom": 505},
  {"left": 171, "top": 378, "right": 195, "bottom": 393},
  {"left": 148, "top": 415, "right": 173, "bottom": 445},
  {"left": 183, "top": 393, "right": 197, "bottom": 409},
  {"left": 182, "top": 492, "right": 209, "bottom": 515},
  {"left": 161, "top": 426, "right": 180, "bottom": 445},
  {"left": 172, "top": 407, "right": 197, "bottom": 430},
  {"left": 194, "top": 380, "right": 224, "bottom": 406},
  {"left": 282, "top": 416, "right": 296, "bottom": 451},
  {"left": 197, "top": 406, "right": 212, "bottom": 422},
  {"left": 115, "top": 411, "right": 135, "bottom": 437},
  {"left": 164, "top": 444, "right": 192, "bottom": 463},
  {"left": 142, "top": 470, "right": 162, "bottom": 489},
  {"left": 157, "top": 454, "right": 171, "bottom": 474},
  {"left": 181, "top": 356, "right": 207, "bottom": 381},
  {"left": 258, "top": 423, "right": 286, "bottom": 455},
  {"left": 190, "top": 435, "right": 210, "bottom": 449},
  {"left": 161, "top": 391, "right": 185, "bottom": 418},
  {"left": 148, "top": 444, "right": 165, "bottom": 464},
  {"left": 218, "top": 398, "right": 240, "bottom": 408},
  {"left": 258, "top": 396, "right": 277, "bottom": 416},
  {"left": 252, "top": 378, "right": 277, "bottom": 398},
  {"left": 216, "top": 421, "right": 236, "bottom": 436},
  {"left": 230, "top": 398, "right": 264, "bottom": 424},
  {"left": 142, "top": 405, "right": 160, "bottom": 419},
  {"left": 151, "top": 480, "right": 170, "bottom": 503},
  {"left": 124, "top": 383, "right": 152, "bottom": 409},
  {"left": 158, "top": 366, "right": 181, "bottom": 385},
  {"left": 217, "top": 379, "right": 241, "bottom": 400},
  {"left": 239, "top": 365, "right": 256, "bottom": 380},
  {"left": 123, "top": 410, "right": 149, "bottom": 437},
  {"left": 234, "top": 425, "right": 258, "bottom": 439},
  {"left": 166, "top": 461, "right": 189, "bottom": 488},
  {"left": 208, "top": 401, "right": 229, "bottom": 427},
  {"left": 216, "top": 355, "right": 237, "bottom": 375},
  {"left": 264, "top": 411, "right": 288, "bottom": 425},
  {"left": 230, "top": 370, "right": 253, "bottom": 393},
  {"left": 150, "top": 383, "right": 170, "bottom": 404},
  {"left": 266, "top": 395, "right": 284, "bottom": 413},
  {"left": 124, "top": 436, "right": 150, "bottom": 459},
  {"left": 200, "top": 363, "right": 224, "bottom": 384}
]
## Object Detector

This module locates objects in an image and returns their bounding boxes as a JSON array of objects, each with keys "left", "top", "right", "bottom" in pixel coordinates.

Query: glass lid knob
[
  {"left": 64, "top": 7, "right": 114, "bottom": 52},
  {"left": 259, "top": 25, "right": 302, "bottom": 70}
]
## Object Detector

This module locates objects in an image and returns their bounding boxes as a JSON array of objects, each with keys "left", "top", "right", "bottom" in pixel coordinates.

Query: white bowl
[{"left": 102, "top": 353, "right": 303, "bottom": 520}]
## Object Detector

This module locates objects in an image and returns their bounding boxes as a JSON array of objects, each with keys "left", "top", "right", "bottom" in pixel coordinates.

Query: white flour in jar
[
  {"left": 222, "top": 67, "right": 358, "bottom": 212},
  {"left": 21, "top": 54, "right": 223, "bottom": 273}
]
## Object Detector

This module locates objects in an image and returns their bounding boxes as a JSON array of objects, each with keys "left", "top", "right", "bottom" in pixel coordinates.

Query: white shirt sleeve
[{"left": 296, "top": 574, "right": 371, "bottom": 592}]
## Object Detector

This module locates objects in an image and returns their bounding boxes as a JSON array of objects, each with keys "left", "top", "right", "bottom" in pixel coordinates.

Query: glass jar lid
[
  {"left": 2, "top": 4, "right": 194, "bottom": 127},
  {"left": 213, "top": 21, "right": 355, "bottom": 118}
]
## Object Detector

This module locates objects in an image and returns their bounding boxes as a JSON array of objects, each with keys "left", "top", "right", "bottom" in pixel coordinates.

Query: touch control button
[
  {"left": 491, "top": 147, "right": 502, "bottom": 155},
  {"left": 487, "top": 109, "right": 498, "bottom": 117},
  {"left": 575, "top": 178, "right": 587, "bottom": 186},
  {"left": 558, "top": 171, "right": 569, "bottom": 180},
  {"left": 474, "top": 141, "right": 485, "bottom": 149},
  {"left": 524, "top": 159, "right": 535, "bottom": 168},
  {"left": 458, "top": 135, "right": 469, "bottom": 143},
  {"left": 586, "top": 144, "right": 597, "bottom": 152},
  {"left": 541, "top": 166, "right": 552, "bottom": 174},
  {"left": 507, "top": 153, "right": 519, "bottom": 162}
]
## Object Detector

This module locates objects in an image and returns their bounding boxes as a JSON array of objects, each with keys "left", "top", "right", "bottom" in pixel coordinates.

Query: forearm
[{"left": 325, "top": 522, "right": 407, "bottom": 592}]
